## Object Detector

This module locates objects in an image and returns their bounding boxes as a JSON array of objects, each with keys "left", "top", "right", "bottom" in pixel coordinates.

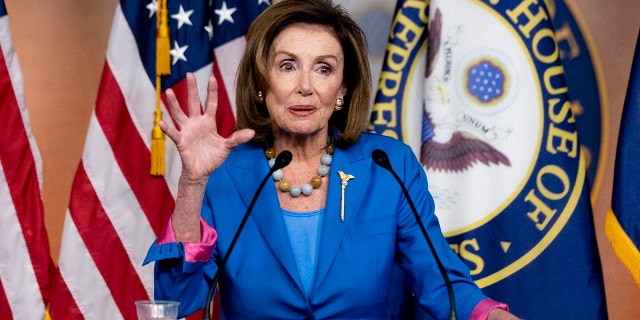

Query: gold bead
[
  {"left": 311, "top": 175, "right": 322, "bottom": 188},
  {"left": 279, "top": 180, "right": 291, "bottom": 192},
  {"left": 326, "top": 144, "right": 334, "bottom": 155},
  {"left": 265, "top": 147, "right": 276, "bottom": 159}
]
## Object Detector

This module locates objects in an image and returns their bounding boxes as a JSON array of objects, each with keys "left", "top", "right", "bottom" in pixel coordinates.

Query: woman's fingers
[
  {"left": 163, "top": 73, "right": 219, "bottom": 136},
  {"left": 158, "top": 119, "right": 179, "bottom": 143},
  {"left": 165, "top": 88, "right": 188, "bottom": 128},
  {"left": 186, "top": 73, "right": 205, "bottom": 119},
  {"left": 203, "top": 76, "right": 219, "bottom": 120},
  {"left": 226, "top": 129, "right": 256, "bottom": 149},
  {"left": 159, "top": 73, "right": 247, "bottom": 176}
]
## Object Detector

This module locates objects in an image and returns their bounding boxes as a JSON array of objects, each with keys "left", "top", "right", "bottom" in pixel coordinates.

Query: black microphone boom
[
  {"left": 202, "top": 150, "right": 292, "bottom": 320},
  {"left": 371, "top": 149, "right": 457, "bottom": 320}
]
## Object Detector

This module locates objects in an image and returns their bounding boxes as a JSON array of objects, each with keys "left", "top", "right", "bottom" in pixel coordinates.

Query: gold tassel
[
  {"left": 150, "top": 123, "right": 165, "bottom": 176},
  {"left": 150, "top": 82, "right": 165, "bottom": 176},
  {"left": 151, "top": 0, "right": 171, "bottom": 176},
  {"left": 156, "top": 0, "right": 171, "bottom": 76}
]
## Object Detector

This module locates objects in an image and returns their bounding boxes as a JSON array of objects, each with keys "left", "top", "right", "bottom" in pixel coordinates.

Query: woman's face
[{"left": 265, "top": 23, "right": 346, "bottom": 139}]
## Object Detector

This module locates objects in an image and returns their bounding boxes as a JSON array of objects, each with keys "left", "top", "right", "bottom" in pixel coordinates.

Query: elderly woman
[{"left": 144, "top": 0, "right": 518, "bottom": 319}]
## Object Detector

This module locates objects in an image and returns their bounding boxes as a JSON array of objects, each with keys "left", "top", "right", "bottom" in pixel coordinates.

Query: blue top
[{"left": 282, "top": 208, "right": 324, "bottom": 297}]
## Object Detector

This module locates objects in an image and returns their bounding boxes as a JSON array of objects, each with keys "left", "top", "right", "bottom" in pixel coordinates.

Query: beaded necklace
[{"left": 265, "top": 144, "right": 334, "bottom": 197}]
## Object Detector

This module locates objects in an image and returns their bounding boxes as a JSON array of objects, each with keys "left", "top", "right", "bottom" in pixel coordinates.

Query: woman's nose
[{"left": 296, "top": 71, "right": 313, "bottom": 96}]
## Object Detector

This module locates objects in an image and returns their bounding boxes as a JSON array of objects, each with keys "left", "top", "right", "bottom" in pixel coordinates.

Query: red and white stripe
[
  {"left": 48, "top": 3, "right": 240, "bottom": 319},
  {"left": 0, "top": 11, "right": 53, "bottom": 320}
]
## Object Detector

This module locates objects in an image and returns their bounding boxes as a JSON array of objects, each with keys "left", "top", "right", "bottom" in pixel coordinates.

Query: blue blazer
[{"left": 145, "top": 133, "right": 488, "bottom": 319}]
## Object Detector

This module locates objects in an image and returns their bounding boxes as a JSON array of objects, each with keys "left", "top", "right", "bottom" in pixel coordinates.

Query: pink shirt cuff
[
  {"left": 470, "top": 298, "right": 509, "bottom": 320},
  {"left": 157, "top": 217, "right": 217, "bottom": 262}
]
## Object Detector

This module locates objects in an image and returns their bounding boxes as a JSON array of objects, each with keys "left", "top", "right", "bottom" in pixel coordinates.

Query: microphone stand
[
  {"left": 202, "top": 150, "right": 292, "bottom": 320},
  {"left": 372, "top": 149, "right": 457, "bottom": 320}
]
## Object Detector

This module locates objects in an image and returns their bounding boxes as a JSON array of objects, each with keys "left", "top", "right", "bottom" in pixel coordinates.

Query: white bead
[
  {"left": 290, "top": 186, "right": 302, "bottom": 197},
  {"left": 318, "top": 165, "right": 329, "bottom": 176},
  {"left": 321, "top": 154, "right": 332, "bottom": 165},
  {"left": 272, "top": 169, "right": 283, "bottom": 181},
  {"left": 268, "top": 158, "right": 276, "bottom": 168},
  {"left": 302, "top": 184, "right": 313, "bottom": 195}
]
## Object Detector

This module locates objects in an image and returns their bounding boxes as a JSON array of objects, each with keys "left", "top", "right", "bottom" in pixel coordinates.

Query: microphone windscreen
[
  {"left": 274, "top": 150, "right": 293, "bottom": 170},
  {"left": 372, "top": 149, "right": 391, "bottom": 170}
]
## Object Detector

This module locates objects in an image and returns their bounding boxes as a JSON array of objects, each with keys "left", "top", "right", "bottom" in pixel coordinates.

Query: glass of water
[{"left": 135, "top": 300, "right": 180, "bottom": 320}]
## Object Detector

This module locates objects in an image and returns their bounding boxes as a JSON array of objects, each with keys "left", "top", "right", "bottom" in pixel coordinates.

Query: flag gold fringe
[
  {"left": 606, "top": 209, "right": 640, "bottom": 287},
  {"left": 151, "top": 0, "right": 171, "bottom": 176}
]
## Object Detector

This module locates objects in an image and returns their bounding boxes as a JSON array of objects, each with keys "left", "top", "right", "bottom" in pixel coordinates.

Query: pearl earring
[
  {"left": 257, "top": 91, "right": 264, "bottom": 104},
  {"left": 334, "top": 98, "right": 344, "bottom": 111}
]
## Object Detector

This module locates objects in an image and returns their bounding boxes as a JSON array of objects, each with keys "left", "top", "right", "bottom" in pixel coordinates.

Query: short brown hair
[{"left": 234, "top": 0, "right": 371, "bottom": 148}]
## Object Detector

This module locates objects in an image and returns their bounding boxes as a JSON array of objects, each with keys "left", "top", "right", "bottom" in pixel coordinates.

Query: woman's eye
[
  {"left": 318, "top": 64, "right": 332, "bottom": 75},
  {"left": 280, "top": 61, "right": 296, "bottom": 71}
]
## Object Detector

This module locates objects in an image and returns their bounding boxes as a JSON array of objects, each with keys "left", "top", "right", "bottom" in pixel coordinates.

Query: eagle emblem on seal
[{"left": 421, "top": 8, "right": 511, "bottom": 173}]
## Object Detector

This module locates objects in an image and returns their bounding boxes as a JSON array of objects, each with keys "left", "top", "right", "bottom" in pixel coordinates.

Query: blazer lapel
[
  {"left": 312, "top": 142, "right": 371, "bottom": 294},
  {"left": 226, "top": 146, "right": 304, "bottom": 292}
]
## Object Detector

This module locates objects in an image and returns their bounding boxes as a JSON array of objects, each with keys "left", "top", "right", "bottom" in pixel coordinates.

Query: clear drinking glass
[{"left": 134, "top": 300, "right": 180, "bottom": 320}]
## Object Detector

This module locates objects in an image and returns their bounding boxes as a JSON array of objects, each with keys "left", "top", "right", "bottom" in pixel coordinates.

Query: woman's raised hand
[{"left": 161, "top": 73, "right": 255, "bottom": 182}]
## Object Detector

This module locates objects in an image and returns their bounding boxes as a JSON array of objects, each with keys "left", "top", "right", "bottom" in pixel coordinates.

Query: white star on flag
[
  {"left": 170, "top": 40, "right": 188, "bottom": 64},
  {"left": 146, "top": 0, "right": 158, "bottom": 18},
  {"left": 215, "top": 1, "right": 237, "bottom": 25},
  {"left": 204, "top": 20, "right": 214, "bottom": 40},
  {"left": 171, "top": 4, "right": 194, "bottom": 29}
]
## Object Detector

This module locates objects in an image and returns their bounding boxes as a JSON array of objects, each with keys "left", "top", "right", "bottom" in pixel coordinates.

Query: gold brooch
[{"left": 337, "top": 171, "right": 355, "bottom": 221}]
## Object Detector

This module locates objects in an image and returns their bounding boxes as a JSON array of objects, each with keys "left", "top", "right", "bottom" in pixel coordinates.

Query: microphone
[
  {"left": 371, "top": 149, "right": 457, "bottom": 320},
  {"left": 203, "top": 150, "right": 292, "bottom": 320}
]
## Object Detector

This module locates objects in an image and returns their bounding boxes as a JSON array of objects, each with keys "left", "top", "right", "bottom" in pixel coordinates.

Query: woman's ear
[{"left": 340, "top": 85, "right": 347, "bottom": 98}]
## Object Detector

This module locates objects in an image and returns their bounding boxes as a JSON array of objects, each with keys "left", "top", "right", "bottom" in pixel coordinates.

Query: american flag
[
  {"left": 48, "top": 0, "right": 269, "bottom": 318},
  {"left": 607, "top": 30, "right": 640, "bottom": 287},
  {"left": 0, "top": 0, "right": 55, "bottom": 319}
]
